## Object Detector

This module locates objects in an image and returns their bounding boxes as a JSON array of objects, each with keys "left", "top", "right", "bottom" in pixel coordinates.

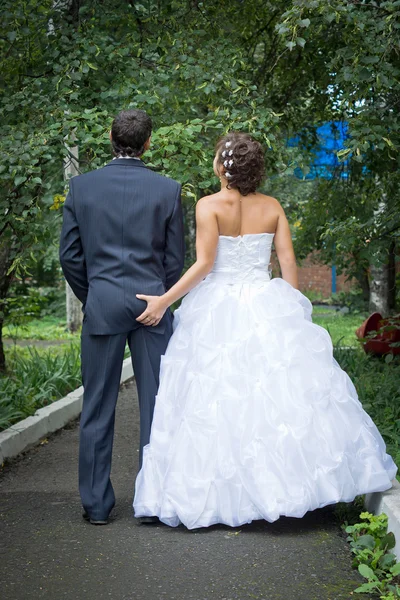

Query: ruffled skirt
[{"left": 133, "top": 277, "right": 397, "bottom": 529}]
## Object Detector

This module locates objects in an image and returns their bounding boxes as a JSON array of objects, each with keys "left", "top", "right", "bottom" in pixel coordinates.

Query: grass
[
  {"left": 3, "top": 316, "right": 77, "bottom": 341},
  {"left": 312, "top": 309, "right": 367, "bottom": 347}
]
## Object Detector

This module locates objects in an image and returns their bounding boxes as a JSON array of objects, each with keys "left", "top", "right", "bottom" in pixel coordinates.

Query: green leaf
[
  {"left": 355, "top": 535, "right": 376, "bottom": 549},
  {"left": 381, "top": 533, "right": 396, "bottom": 550},
  {"left": 383, "top": 137, "right": 394, "bottom": 148},
  {"left": 358, "top": 67, "right": 371, "bottom": 81},
  {"left": 390, "top": 562, "right": 400, "bottom": 576},
  {"left": 336, "top": 148, "right": 351, "bottom": 159},
  {"left": 379, "top": 552, "right": 396, "bottom": 569},
  {"left": 362, "top": 56, "right": 380, "bottom": 64},
  {"left": 296, "top": 37, "right": 306, "bottom": 48},
  {"left": 14, "top": 176, "right": 27, "bottom": 187},
  {"left": 358, "top": 564, "right": 378, "bottom": 581},
  {"left": 298, "top": 18, "right": 310, "bottom": 28},
  {"left": 354, "top": 582, "right": 379, "bottom": 593},
  {"left": 198, "top": 180, "right": 212, "bottom": 189},
  {"left": 276, "top": 24, "right": 289, "bottom": 35}
]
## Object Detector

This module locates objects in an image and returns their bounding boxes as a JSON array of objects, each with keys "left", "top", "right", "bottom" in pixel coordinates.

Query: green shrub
[
  {"left": 331, "top": 288, "right": 368, "bottom": 313},
  {"left": 0, "top": 344, "right": 81, "bottom": 431},
  {"left": 4, "top": 283, "right": 66, "bottom": 333},
  {"left": 344, "top": 511, "right": 400, "bottom": 597},
  {"left": 0, "top": 341, "right": 132, "bottom": 432}
]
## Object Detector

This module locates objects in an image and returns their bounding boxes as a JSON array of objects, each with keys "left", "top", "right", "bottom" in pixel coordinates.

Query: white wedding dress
[{"left": 133, "top": 233, "right": 397, "bottom": 529}]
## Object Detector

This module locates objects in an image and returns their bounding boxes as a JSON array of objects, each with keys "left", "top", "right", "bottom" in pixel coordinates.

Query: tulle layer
[{"left": 134, "top": 277, "right": 397, "bottom": 529}]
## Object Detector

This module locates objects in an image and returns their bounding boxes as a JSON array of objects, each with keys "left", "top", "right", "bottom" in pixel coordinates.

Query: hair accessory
[
  {"left": 228, "top": 149, "right": 233, "bottom": 156},
  {"left": 225, "top": 171, "right": 232, "bottom": 178},
  {"left": 225, "top": 141, "right": 232, "bottom": 148},
  {"left": 221, "top": 150, "right": 227, "bottom": 158}
]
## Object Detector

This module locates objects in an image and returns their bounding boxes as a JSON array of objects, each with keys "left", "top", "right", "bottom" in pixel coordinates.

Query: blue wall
[{"left": 289, "top": 121, "right": 349, "bottom": 180}]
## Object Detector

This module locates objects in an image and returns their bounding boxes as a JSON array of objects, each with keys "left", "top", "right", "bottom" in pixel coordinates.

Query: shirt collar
[{"left": 113, "top": 156, "right": 140, "bottom": 160}]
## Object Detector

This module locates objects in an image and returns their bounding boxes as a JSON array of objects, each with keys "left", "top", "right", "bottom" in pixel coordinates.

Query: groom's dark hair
[{"left": 111, "top": 109, "right": 152, "bottom": 157}]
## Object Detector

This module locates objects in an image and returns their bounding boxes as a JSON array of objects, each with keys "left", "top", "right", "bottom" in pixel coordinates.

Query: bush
[
  {"left": 344, "top": 511, "right": 400, "bottom": 597},
  {"left": 3, "top": 286, "right": 65, "bottom": 334},
  {"left": 331, "top": 288, "right": 368, "bottom": 313},
  {"left": 301, "top": 287, "right": 327, "bottom": 304},
  {"left": 0, "top": 344, "right": 81, "bottom": 431},
  {"left": 301, "top": 287, "right": 367, "bottom": 313}
]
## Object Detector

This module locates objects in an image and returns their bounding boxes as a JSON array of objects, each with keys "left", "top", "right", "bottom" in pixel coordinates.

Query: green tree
[
  {"left": 0, "top": 0, "right": 286, "bottom": 370},
  {"left": 3, "top": 0, "right": 398, "bottom": 373},
  {"left": 273, "top": 0, "right": 400, "bottom": 313}
]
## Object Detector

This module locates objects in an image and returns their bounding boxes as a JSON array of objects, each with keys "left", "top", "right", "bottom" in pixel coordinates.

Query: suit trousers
[{"left": 79, "top": 317, "right": 173, "bottom": 520}]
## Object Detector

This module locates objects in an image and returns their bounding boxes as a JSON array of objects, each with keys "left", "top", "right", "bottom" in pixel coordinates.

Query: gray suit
[{"left": 60, "top": 157, "right": 185, "bottom": 520}]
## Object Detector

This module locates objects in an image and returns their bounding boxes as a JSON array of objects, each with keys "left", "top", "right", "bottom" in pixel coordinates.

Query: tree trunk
[
  {"left": 63, "top": 136, "right": 83, "bottom": 333},
  {"left": 183, "top": 200, "right": 196, "bottom": 267},
  {"left": 369, "top": 257, "right": 390, "bottom": 316},
  {"left": 0, "top": 239, "right": 15, "bottom": 372},
  {"left": 368, "top": 191, "right": 393, "bottom": 316},
  {"left": 66, "top": 281, "right": 82, "bottom": 332},
  {"left": 352, "top": 255, "right": 370, "bottom": 306},
  {"left": 388, "top": 241, "right": 396, "bottom": 312},
  {"left": 359, "top": 268, "right": 370, "bottom": 305},
  {"left": 49, "top": 0, "right": 83, "bottom": 333},
  {"left": 0, "top": 319, "right": 6, "bottom": 374}
]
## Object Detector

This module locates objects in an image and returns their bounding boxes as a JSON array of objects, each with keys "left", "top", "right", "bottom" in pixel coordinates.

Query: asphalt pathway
[{"left": 0, "top": 379, "right": 370, "bottom": 600}]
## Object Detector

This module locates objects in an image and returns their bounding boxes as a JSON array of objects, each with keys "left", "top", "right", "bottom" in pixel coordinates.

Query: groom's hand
[{"left": 136, "top": 294, "right": 168, "bottom": 327}]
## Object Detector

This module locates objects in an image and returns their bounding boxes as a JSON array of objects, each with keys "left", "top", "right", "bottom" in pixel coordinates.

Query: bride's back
[
  {"left": 213, "top": 190, "right": 281, "bottom": 237},
  {"left": 208, "top": 132, "right": 297, "bottom": 287}
]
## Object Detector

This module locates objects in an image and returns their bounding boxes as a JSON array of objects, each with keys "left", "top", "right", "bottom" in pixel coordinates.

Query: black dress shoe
[
  {"left": 82, "top": 510, "right": 109, "bottom": 525},
  {"left": 137, "top": 516, "right": 159, "bottom": 524}
]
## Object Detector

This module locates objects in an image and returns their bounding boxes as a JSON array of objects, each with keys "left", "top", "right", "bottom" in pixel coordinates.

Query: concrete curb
[
  {"left": 0, "top": 357, "right": 133, "bottom": 464},
  {"left": 365, "top": 479, "right": 400, "bottom": 558}
]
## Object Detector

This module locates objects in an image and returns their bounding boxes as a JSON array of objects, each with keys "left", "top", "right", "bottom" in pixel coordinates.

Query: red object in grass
[{"left": 355, "top": 312, "right": 400, "bottom": 356}]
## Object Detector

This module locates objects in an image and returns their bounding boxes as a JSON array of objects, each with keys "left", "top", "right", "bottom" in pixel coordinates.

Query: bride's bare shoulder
[
  {"left": 258, "top": 193, "right": 285, "bottom": 213},
  {"left": 196, "top": 191, "right": 225, "bottom": 211}
]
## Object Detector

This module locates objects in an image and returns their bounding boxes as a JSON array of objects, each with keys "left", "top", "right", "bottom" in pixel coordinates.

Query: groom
[{"left": 60, "top": 109, "right": 185, "bottom": 525}]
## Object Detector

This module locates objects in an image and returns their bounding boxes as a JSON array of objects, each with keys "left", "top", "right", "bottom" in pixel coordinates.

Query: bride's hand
[{"left": 136, "top": 294, "right": 168, "bottom": 327}]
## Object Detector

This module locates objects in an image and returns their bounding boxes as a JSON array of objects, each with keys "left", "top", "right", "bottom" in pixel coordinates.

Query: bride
[{"left": 133, "top": 132, "right": 397, "bottom": 529}]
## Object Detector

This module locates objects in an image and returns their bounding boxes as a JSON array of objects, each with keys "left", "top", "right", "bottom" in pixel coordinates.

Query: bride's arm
[
  {"left": 274, "top": 207, "right": 299, "bottom": 289},
  {"left": 136, "top": 198, "right": 219, "bottom": 326}
]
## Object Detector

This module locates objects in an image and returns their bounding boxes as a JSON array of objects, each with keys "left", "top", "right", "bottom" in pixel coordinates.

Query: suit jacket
[{"left": 59, "top": 158, "right": 185, "bottom": 335}]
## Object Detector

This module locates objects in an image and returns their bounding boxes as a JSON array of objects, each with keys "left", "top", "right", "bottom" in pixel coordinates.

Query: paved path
[{"left": 0, "top": 380, "right": 369, "bottom": 600}]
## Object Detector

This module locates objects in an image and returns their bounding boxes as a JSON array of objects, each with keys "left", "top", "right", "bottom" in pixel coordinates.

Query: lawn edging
[
  {"left": 365, "top": 479, "right": 400, "bottom": 558},
  {"left": 0, "top": 357, "right": 134, "bottom": 464}
]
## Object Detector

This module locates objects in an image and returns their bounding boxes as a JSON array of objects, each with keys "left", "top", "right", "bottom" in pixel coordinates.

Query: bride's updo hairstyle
[{"left": 216, "top": 132, "right": 265, "bottom": 196}]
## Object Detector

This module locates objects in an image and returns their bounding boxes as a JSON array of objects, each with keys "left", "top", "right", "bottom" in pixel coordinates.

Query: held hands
[{"left": 136, "top": 294, "right": 168, "bottom": 327}]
